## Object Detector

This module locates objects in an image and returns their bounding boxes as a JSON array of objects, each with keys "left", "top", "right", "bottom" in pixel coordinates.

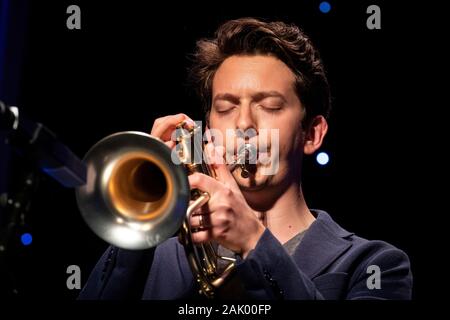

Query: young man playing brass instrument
[{"left": 80, "top": 18, "right": 412, "bottom": 299}]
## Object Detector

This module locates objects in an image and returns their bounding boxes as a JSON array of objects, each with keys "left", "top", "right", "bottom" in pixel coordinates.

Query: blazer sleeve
[
  {"left": 78, "top": 246, "right": 155, "bottom": 300},
  {"left": 234, "top": 229, "right": 325, "bottom": 299}
]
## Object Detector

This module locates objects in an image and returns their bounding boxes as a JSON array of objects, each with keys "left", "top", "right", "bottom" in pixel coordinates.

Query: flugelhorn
[{"left": 76, "top": 121, "right": 255, "bottom": 297}]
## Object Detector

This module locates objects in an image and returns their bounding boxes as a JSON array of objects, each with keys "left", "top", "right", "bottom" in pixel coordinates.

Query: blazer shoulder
[
  {"left": 349, "top": 234, "right": 410, "bottom": 261},
  {"left": 343, "top": 235, "right": 413, "bottom": 299}
]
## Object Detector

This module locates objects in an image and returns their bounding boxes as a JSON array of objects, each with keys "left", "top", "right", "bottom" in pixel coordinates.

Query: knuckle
[
  {"left": 225, "top": 187, "right": 233, "bottom": 197},
  {"left": 226, "top": 206, "right": 235, "bottom": 215},
  {"left": 217, "top": 204, "right": 230, "bottom": 214},
  {"left": 191, "top": 232, "right": 205, "bottom": 243},
  {"left": 215, "top": 146, "right": 226, "bottom": 158},
  {"left": 216, "top": 211, "right": 230, "bottom": 225},
  {"left": 213, "top": 200, "right": 233, "bottom": 216},
  {"left": 220, "top": 186, "right": 233, "bottom": 198},
  {"left": 189, "top": 173, "right": 201, "bottom": 185}
]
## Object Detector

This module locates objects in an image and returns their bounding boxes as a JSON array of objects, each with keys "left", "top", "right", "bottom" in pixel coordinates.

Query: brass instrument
[{"left": 76, "top": 122, "right": 255, "bottom": 298}]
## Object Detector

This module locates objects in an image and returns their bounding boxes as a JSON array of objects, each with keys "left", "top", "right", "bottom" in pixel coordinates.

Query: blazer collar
[{"left": 292, "top": 210, "right": 354, "bottom": 278}]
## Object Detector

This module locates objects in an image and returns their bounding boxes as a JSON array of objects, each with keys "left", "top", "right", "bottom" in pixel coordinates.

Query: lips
[{"left": 227, "top": 145, "right": 271, "bottom": 164}]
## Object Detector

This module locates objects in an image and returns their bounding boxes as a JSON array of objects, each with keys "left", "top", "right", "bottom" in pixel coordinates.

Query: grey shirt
[{"left": 282, "top": 229, "right": 308, "bottom": 256}]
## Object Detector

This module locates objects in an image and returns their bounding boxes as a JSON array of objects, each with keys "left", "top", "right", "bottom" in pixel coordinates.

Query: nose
[{"left": 236, "top": 104, "right": 257, "bottom": 139}]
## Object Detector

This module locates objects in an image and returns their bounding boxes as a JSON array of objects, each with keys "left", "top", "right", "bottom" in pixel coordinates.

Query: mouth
[
  {"left": 227, "top": 144, "right": 272, "bottom": 177},
  {"left": 233, "top": 143, "right": 271, "bottom": 163}
]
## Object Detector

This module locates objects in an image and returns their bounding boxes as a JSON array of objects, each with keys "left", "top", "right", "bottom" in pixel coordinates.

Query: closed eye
[
  {"left": 213, "top": 102, "right": 236, "bottom": 114},
  {"left": 216, "top": 108, "right": 235, "bottom": 115},
  {"left": 259, "top": 105, "right": 283, "bottom": 113},
  {"left": 256, "top": 96, "right": 285, "bottom": 113}
]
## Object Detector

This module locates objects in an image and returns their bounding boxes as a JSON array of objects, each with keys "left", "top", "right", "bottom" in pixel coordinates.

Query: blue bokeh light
[
  {"left": 21, "top": 233, "right": 32, "bottom": 246},
  {"left": 316, "top": 152, "right": 330, "bottom": 166},
  {"left": 319, "top": 1, "right": 331, "bottom": 14}
]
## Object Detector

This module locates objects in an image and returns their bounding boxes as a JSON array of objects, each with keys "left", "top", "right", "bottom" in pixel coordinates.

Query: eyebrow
[
  {"left": 213, "top": 93, "right": 240, "bottom": 105},
  {"left": 213, "top": 91, "right": 287, "bottom": 105},
  {"left": 252, "top": 91, "right": 287, "bottom": 103}
]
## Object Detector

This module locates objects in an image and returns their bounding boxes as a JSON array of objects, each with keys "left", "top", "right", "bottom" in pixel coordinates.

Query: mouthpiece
[{"left": 227, "top": 143, "right": 257, "bottom": 178}]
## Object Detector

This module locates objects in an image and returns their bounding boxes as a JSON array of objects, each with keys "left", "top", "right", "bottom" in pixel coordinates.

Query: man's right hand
[{"left": 150, "top": 113, "right": 195, "bottom": 149}]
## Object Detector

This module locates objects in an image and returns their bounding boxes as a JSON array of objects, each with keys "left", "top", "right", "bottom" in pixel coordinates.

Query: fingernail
[{"left": 185, "top": 119, "right": 195, "bottom": 127}]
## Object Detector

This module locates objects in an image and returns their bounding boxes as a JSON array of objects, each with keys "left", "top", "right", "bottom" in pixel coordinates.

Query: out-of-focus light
[
  {"left": 316, "top": 152, "right": 330, "bottom": 166},
  {"left": 21, "top": 233, "right": 33, "bottom": 246},
  {"left": 319, "top": 1, "right": 331, "bottom": 13}
]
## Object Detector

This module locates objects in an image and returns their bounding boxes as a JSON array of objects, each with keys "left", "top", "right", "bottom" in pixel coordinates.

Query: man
[{"left": 79, "top": 18, "right": 412, "bottom": 299}]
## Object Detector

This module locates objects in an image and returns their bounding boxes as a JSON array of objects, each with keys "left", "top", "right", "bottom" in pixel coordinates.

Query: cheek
[
  {"left": 208, "top": 117, "right": 231, "bottom": 147},
  {"left": 267, "top": 112, "right": 300, "bottom": 134},
  {"left": 209, "top": 114, "right": 231, "bottom": 131},
  {"left": 275, "top": 118, "right": 304, "bottom": 157}
]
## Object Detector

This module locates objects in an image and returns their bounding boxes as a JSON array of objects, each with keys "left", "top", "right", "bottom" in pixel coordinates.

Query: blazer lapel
[{"left": 292, "top": 210, "right": 354, "bottom": 278}]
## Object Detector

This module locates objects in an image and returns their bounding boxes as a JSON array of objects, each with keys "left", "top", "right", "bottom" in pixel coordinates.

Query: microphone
[{"left": 0, "top": 100, "right": 86, "bottom": 188}]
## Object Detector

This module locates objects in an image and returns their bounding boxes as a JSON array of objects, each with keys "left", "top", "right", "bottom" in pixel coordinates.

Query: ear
[{"left": 303, "top": 115, "right": 328, "bottom": 155}]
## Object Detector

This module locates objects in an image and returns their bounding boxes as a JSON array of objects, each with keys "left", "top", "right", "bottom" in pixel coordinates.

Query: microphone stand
[{"left": 0, "top": 100, "right": 86, "bottom": 296}]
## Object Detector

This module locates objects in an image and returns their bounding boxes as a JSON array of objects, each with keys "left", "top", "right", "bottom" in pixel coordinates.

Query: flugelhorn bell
[{"left": 76, "top": 131, "right": 190, "bottom": 250}]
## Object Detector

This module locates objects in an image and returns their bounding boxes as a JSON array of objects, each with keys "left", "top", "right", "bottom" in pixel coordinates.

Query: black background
[{"left": 0, "top": 0, "right": 442, "bottom": 302}]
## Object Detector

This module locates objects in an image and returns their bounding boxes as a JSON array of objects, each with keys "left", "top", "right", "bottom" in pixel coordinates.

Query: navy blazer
[{"left": 79, "top": 210, "right": 412, "bottom": 300}]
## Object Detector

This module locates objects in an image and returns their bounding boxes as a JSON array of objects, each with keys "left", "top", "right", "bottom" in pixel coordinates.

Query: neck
[{"left": 243, "top": 181, "right": 315, "bottom": 244}]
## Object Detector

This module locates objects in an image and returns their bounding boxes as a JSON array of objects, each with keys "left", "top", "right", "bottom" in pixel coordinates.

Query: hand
[
  {"left": 188, "top": 144, "right": 266, "bottom": 258},
  {"left": 150, "top": 113, "right": 195, "bottom": 149}
]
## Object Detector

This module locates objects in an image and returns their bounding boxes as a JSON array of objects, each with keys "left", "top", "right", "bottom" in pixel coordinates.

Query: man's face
[{"left": 209, "top": 55, "right": 305, "bottom": 191}]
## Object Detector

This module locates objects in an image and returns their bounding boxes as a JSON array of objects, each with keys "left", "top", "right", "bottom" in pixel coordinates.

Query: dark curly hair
[{"left": 189, "top": 18, "right": 331, "bottom": 127}]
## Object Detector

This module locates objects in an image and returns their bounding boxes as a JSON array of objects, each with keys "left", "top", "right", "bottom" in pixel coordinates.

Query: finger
[
  {"left": 188, "top": 172, "right": 221, "bottom": 195},
  {"left": 164, "top": 140, "right": 176, "bottom": 149},
  {"left": 189, "top": 214, "right": 212, "bottom": 229},
  {"left": 189, "top": 199, "right": 210, "bottom": 217},
  {"left": 191, "top": 229, "right": 212, "bottom": 244},
  {"left": 150, "top": 113, "right": 194, "bottom": 141},
  {"left": 204, "top": 142, "right": 228, "bottom": 167},
  {"left": 203, "top": 141, "right": 219, "bottom": 167},
  {"left": 209, "top": 145, "right": 240, "bottom": 190},
  {"left": 204, "top": 127, "right": 228, "bottom": 166},
  {"left": 150, "top": 115, "right": 181, "bottom": 141},
  {"left": 204, "top": 126, "right": 214, "bottom": 144}
]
